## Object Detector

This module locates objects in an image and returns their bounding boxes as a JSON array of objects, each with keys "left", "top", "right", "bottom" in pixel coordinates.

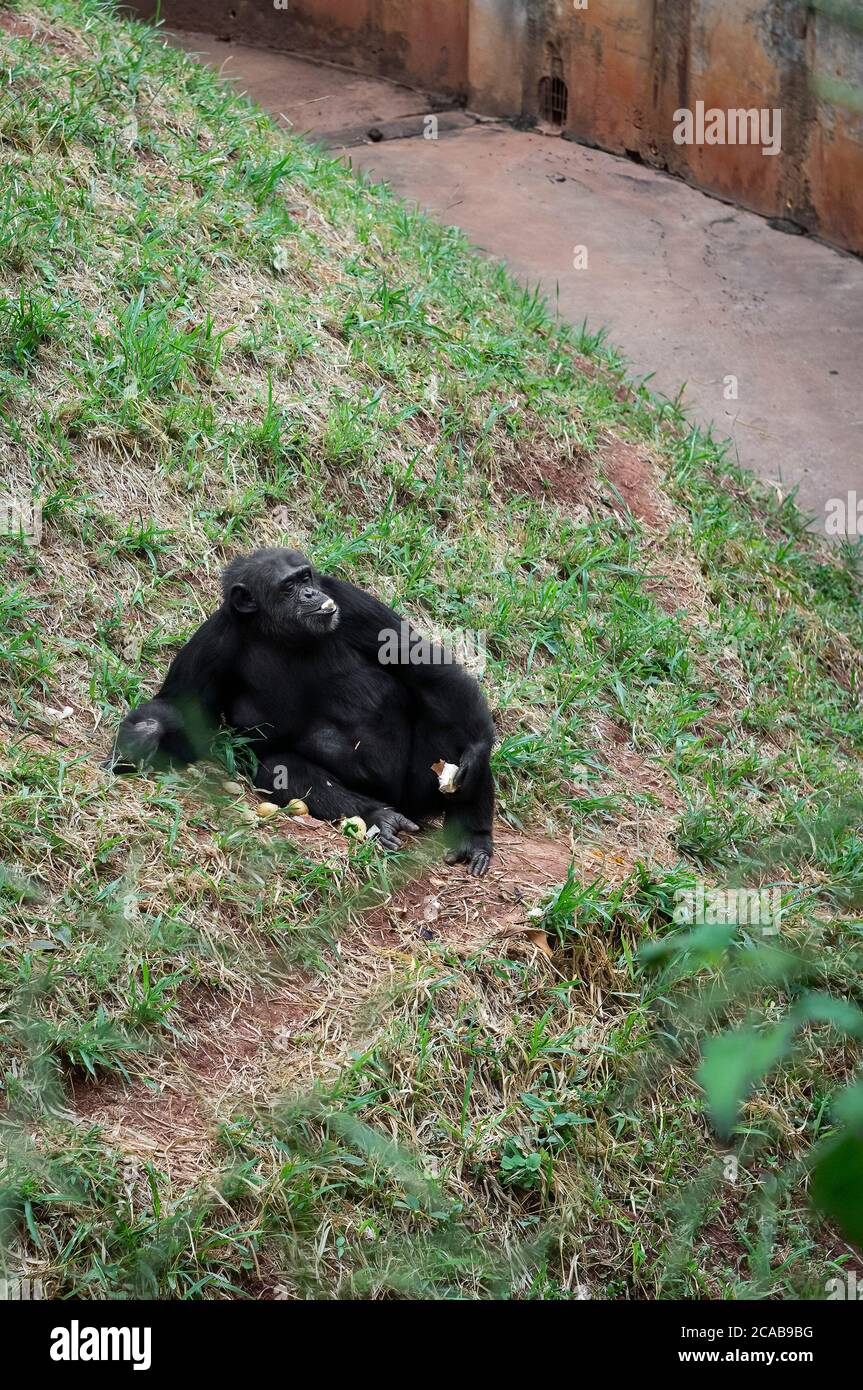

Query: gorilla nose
[{"left": 301, "top": 587, "right": 316, "bottom": 601}]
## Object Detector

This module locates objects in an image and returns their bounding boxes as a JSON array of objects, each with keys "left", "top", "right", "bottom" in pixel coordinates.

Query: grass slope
[{"left": 1, "top": 0, "right": 863, "bottom": 1299}]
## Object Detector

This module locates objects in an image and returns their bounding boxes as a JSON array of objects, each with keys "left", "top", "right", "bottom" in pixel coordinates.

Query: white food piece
[
  {"left": 423, "top": 895, "right": 441, "bottom": 923},
  {"left": 45, "top": 705, "right": 74, "bottom": 724},
  {"left": 432, "top": 759, "right": 460, "bottom": 795}
]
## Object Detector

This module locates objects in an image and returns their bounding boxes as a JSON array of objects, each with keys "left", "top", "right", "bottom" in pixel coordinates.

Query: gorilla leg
[
  {"left": 443, "top": 751, "right": 495, "bottom": 877},
  {"left": 255, "top": 752, "right": 418, "bottom": 851}
]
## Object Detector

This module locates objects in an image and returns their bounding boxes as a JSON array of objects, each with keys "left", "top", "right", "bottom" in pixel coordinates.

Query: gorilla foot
[{"left": 445, "top": 835, "right": 493, "bottom": 877}]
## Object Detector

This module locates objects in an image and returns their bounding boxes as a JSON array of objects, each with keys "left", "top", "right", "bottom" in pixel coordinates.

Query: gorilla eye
[{"left": 280, "top": 569, "right": 311, "bottom": 592}]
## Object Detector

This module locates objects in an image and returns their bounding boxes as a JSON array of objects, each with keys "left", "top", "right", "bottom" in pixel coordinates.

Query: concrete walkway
[{"left": 170, "top": 31, "right": 862, "bottom": 531}]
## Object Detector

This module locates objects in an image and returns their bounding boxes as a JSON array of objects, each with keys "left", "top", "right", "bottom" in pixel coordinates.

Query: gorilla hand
[
  {"left": 452, "top": 742, "right": 490, "bottom": 796},
  {"left": 108, "top": 696, "right": 202, "bottom": 772},
  {"left": 111, "top": 693, "right": 195, "bottom": 770},
  {"left": 110, "top": 712, "right": 164, "bottom": 770},
  {"left": 369, "top": 808, "right": 419, "bottom": 851}
]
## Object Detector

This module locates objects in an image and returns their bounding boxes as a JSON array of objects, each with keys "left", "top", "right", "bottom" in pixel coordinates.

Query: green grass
[{"left": 1, "top": 0, "right": 863, "bottom": 1299}]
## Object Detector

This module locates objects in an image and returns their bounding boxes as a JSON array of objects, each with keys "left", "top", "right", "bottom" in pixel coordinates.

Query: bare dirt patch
[
  {"left": 0, "top": 11, "right": 38, "bottom": 39},
  {"left": 362, "top": 827, "right": 575, "bottom": 955},
  {"left": 496, "top": 447, "right": 591, "bottom": 510},
  {"left": 70, "top": 987, "right": 312, "bottom": 1187},
  {"left": 69, "top": 820, "right": 579, "bottom": 1183},
  {"left": 594, "top": 437, "right": 711, "bottom": 621},
  {"left": 598, "top": 437, "right": 661, "bottom": 528},
  {"left": 0, "top": 8, "right": 75, "bottom": 49}
]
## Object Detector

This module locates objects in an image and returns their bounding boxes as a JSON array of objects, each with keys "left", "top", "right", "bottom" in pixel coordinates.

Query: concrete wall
[
  {"left": 128, "top": 0, "right": 470, "bottom": 99},
  {"left": 128, "top": 0, "right": 863, "bottom": 254},
  {"left": 466, "top": 0, "right": 863, "bottom": 255}
]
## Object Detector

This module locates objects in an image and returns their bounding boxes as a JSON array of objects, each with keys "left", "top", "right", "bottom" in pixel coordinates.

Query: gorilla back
[{"left": 112, "top": 548, "right": 496, "bottom": 875}]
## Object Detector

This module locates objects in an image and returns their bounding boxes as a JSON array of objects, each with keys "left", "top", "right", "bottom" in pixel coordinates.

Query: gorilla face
[
  {"left": 271, "top": 555, "right": 340, "bottom": 638},
  {"left": 223, "top": 548, "right": 340, "bottom": 640}
]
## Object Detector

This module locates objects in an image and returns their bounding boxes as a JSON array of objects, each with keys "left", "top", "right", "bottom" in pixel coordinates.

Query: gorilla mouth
[{"left": 307, "top": 601, "right": 340, "bottom": 632}]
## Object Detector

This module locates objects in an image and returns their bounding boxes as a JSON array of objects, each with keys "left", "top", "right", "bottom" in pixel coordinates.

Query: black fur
[{"left": 112, "top": 548, "right": 495, "bottom": 875}]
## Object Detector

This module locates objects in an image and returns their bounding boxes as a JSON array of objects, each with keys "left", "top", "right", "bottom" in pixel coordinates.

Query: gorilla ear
[{"left": 229, "top": 583, "right": 257, "bottom": 615}]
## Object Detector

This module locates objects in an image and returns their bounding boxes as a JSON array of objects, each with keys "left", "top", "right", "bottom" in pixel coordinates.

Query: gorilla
[{"left": 112, "top": 548, "right": 496, "bottom": 875}]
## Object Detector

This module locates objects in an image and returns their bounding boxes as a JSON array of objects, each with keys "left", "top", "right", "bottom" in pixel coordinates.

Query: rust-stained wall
[
  {"left": 127, "top": 0, "right": 863, "bottom": 254},
  {"left": 467, "top": 0, "right": 863, "bottom": 255},
  {"left": 128, "top": 0, "right": 470, "bottom": 99}
]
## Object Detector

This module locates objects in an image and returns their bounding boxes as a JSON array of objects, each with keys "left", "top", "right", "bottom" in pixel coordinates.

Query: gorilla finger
[
  {"left": 392, "top": 814, "right": 419, "bottom": 833},
  {"left": 469, "top": 853, "right": 490, "bottom": 877}
]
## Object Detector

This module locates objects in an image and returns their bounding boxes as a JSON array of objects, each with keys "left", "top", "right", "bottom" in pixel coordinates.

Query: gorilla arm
[
  {"left": 321, "top": 575, "right": 495, "bottom": 758},
  {"left": 111, "top": 611, "right": 237, "bottom": 769}
]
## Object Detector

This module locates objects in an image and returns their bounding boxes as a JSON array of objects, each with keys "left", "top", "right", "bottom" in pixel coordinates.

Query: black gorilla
[{"left": 113, "top": 548, "right": 495, "bottom": 875}]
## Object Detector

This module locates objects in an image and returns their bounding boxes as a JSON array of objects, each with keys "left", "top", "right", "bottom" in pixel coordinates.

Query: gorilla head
[{"left": 222, "top": 548, "right": 340, "bottom": 641}]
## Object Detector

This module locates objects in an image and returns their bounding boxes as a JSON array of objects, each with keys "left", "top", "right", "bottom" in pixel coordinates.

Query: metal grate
[{"left": 539, "top": 74, "right": 568, "bottom": 129}]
